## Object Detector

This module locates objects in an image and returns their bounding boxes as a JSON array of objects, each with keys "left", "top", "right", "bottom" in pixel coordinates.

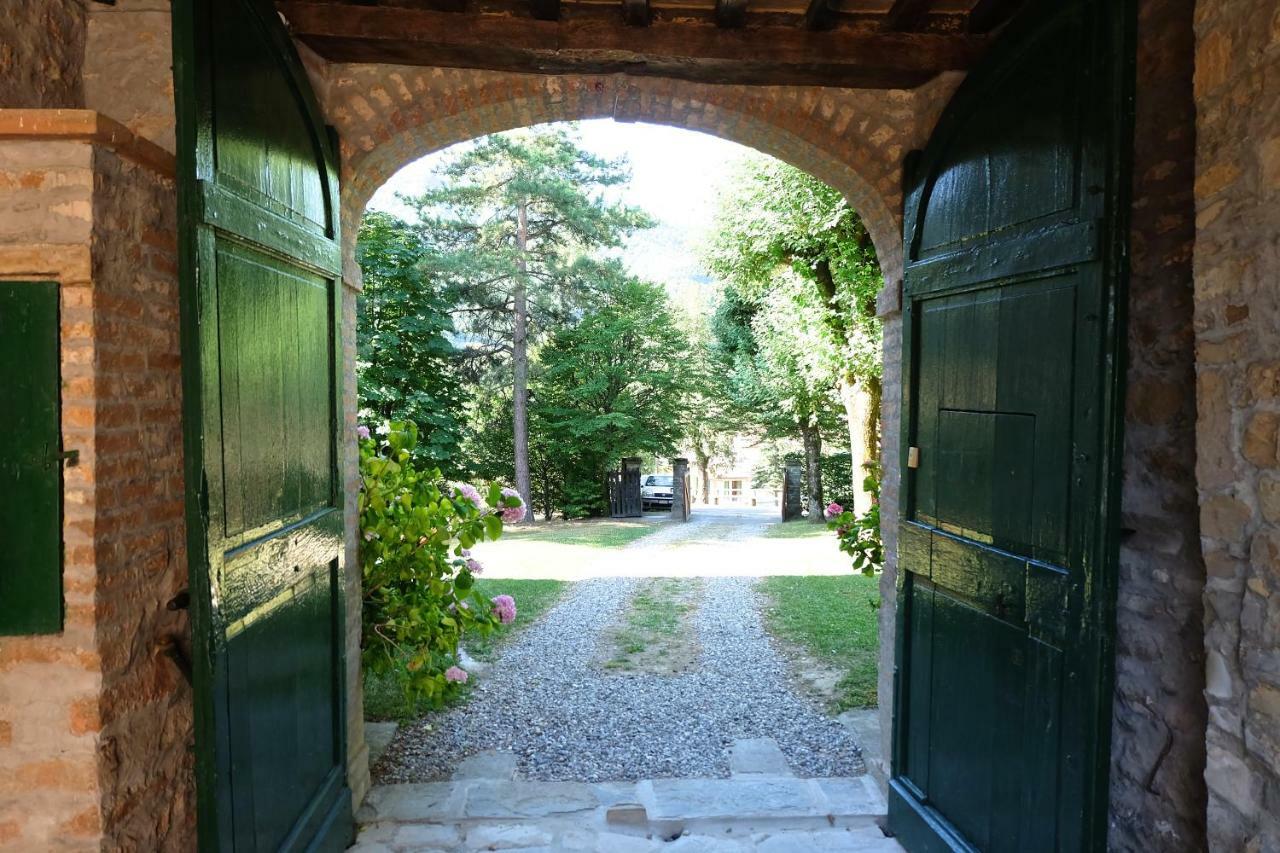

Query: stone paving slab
[
  {"left": 352, "top": 773, "right": 901, "bottom": 851},
  {"left": 366, "top": 722, "right": 399, "bottom": 767},
  {"left": 729, "top": 738, "right": 793, "bottom": 776},
  {"left": 638, "top": 777, "right": 825, "bottom": 822},
  {"left": 461, "top": 780, "right": 600, "bottom": 819},
  {"left": 451, "top": 750, "right": 518, "bottom": 782}
]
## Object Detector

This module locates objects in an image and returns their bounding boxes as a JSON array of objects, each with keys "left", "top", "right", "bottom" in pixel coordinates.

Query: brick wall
[
  {"left": 89, "top": 146, "right": 192, "bottom": 851},
  {"left": 0, "top": 112, "right": 190, "bottom": 851},
  {"left": 1193, "top": 1, "right": 1280, "bottom": 849},
  {"left": 0, "top": 0, "right": 85, "bottom": 110},
  {"left": 0, "top": 137, "right": 101, "bottom": 851}
]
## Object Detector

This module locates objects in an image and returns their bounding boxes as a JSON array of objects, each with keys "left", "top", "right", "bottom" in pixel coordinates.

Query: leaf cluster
[{"left": 358, "top": 421, "right": 523, "bottom": 704}]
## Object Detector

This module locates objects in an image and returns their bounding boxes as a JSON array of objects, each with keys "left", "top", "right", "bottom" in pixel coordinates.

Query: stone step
[
  {"left": 630, "top": 775, "right": 886, "bottom": 835},
  {"left": 356, "top": 775, "right": 894, "bottom": 851}
]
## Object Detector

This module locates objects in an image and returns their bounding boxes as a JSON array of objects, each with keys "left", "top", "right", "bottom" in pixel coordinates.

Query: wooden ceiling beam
[
  {"left": 882, "top": 0, "right": 936, "bottom": 32},
  {"left": 714, "top": 0, "right": 749, "bottom": 29},
  {"left": 801, "top": 0, "right": 834, "bottom": 31},
  {"left": 530, "top": 0, "right": 560, "bottom": 22},
  {"left": 968, "top": 0, "right": 1021, "bottom": 33},
  {"left": 622, "top": 0, "right": 650, "bottom": 26},
  {"left": 278, "top": 2, "right": 988, "bottom": 89}
]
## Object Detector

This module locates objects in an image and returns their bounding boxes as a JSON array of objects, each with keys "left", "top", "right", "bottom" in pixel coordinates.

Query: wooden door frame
[
  {"left": 889, "top": 0, "right": 1136, "bottom": 848},
  {"left": 172, "top": 0, "right": 349, "bottom": 848}
]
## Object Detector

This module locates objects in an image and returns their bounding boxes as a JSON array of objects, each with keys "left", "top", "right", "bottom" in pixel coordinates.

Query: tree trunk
[
  {"left": 802, "top": 423, "right": 824, "bottom": 523},
  {"left": 865, "top": 373, "right": 882, "bottom": 465},
  {"left": 840, "top": 375, "right": 871, "bottom": 514},
  {"left": 694, "top": 449, "right": 711, "bottom": 504},
  {"left": 512, "top": 201, "right": 533, "bottom": 522}
]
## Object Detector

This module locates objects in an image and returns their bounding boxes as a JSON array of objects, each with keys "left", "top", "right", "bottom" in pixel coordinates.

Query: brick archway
[
  {"left": 304, "top": 60, "right": 960, "bottom": 801},
  {"left": 307, "top": 63, "right": 963, "bottom": 290}
]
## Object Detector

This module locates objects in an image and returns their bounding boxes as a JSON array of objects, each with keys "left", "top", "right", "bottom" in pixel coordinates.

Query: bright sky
[{"left": 366, "top": 120, "right": 763, "bottom": 285}]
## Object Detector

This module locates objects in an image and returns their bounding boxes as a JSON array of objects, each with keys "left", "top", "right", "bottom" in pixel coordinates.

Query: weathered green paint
[
  {"left": 0, "top": 281, "right": 63, "bottom": 635},
  {"left": 889, "top": 0, "right": 1133, "bottom": 850},
  {"left": 174, "top": 0, "right": 351, "bottom": 849}
]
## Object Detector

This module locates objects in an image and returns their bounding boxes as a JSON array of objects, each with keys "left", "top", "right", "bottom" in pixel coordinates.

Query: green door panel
[
  {"left": 0, "top": 281, "right": 62, "bottom": 635},
  {"left": 175, "top": 0, "right": 351, "bottom": 849},
  {"left": 890, "top": 1, "right": 1132, "bottom": 851}
]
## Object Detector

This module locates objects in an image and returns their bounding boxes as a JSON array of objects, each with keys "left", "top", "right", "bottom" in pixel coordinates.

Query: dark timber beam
[
  {"left": 622, "top": 0, "right": 650, "bottom": 26},
  {"left": 530, "top": 0, "right": 560, "bottom": 22},
  {"left": 801, "top": 0, "right": 834, "bottom": 31},
  {"left": 968, "top": 0, "right": 1020, "bottom": 33},
  {"left": 278, "top": 2, "right": 987, "bottom": 89},
  {"left": 714, "top": 0, "right": 749, "bottom": 29},
  {"left": 882, "top": 0, "right": 935, "bottom": 31}
]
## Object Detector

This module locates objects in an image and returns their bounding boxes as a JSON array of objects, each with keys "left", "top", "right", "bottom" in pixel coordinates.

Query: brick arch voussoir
[{"left": 327, "top": 71, "right": 905, "bottom": 290}]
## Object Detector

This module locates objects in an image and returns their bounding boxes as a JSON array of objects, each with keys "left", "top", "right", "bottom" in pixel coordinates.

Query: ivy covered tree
[
  {"left": 356, "top": 211, "right": 465, "bottom": 474},
  {"left": 408, "top": 128, "right": 652, "bottom": 518},
  {"left": 704, "top": 157, "right": 883, "bottom": 509}
]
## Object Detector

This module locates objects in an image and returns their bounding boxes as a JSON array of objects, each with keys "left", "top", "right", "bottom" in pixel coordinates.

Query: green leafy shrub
[
  {"left": 824, "top": 464, "right": 884, "bottom": 576},
  {"left": 358, "top": 421, "right": 525, "bottom": 706}
]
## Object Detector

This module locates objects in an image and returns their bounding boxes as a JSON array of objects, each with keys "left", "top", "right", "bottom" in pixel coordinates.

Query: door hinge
[{"left": 908, "top": 447, "right": 920, "bottom": 469}]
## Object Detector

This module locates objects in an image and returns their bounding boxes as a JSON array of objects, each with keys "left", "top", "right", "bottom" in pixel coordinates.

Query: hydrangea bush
[
  {"left": 358, "top": 421, "right": 525, "bottom": 704},
  {"left": 824, "top": 464, "right": 884, "bottom": 576}
]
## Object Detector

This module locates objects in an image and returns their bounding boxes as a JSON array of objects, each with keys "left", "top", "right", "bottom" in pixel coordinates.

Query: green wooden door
[
  {"left": 0, "top": 282, "right": 63, "bottom": 635},
  {"left": 889, "top": 1, "right": 1132, "bottom": 850},
  {"left": 174, "top": 0, "right": 352, "bottom": 850}
]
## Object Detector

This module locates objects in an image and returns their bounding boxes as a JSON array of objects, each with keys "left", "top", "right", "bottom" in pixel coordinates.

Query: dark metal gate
[
  {"left": 608, "top": 457, "right": 642, "bottom": 518},
  {"left": 781, "top": 462, "right": 803, "bottom": 521}
]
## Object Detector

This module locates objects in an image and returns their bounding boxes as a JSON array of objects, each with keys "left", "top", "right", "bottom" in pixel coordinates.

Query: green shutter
[{"left": 0, "top": 281, "right": 63, "bottom": 635}]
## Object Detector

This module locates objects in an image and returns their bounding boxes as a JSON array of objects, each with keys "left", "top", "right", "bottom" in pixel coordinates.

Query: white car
[{"left": 641, "top": 474, "right": 674, "bottom": 510}]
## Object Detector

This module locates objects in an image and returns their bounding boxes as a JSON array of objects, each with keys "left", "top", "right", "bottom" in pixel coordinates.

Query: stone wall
[
  {"left": 1107, "top": 0, "right": 1207, "bottom": 849},
  {"left": 83, "top": 0, "right": 176, "bottom": 153},
  {"left": 0, "top": 0, "right": 85, "bottom": 109},
  {"left": 1193, "top": 1, "right": 1280, "bottom": 850}
]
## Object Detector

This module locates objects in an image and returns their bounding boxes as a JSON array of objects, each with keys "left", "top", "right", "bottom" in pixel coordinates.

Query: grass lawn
[
  {"left": 363, "top": 578, "right": 568, "bottom": 720},
  {"left": 505, "top": 519, "right": 659, "bottom": 548},
  {"left": 760, "top": 574, "right": 881, "bottom": 711},
  {"left": 600, "top": 578, "right": 702, "bottom": 673},
  {"left": 763, "top": 519, "right": 830, "bottom": 539}
]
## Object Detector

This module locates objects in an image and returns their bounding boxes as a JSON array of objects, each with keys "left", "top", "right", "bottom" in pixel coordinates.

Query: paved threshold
[{"left": 353, "top": 745, "right": 902, "bottom": 852}]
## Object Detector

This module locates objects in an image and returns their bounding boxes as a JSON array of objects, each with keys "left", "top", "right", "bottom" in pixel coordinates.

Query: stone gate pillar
[{"left": 671, "top": 458, "right": 690, "bottom": 522}]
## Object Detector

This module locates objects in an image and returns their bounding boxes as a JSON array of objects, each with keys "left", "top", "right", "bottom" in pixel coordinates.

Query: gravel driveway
[{"left": 375, "top": 510, "right": 864, "bottom": 784}]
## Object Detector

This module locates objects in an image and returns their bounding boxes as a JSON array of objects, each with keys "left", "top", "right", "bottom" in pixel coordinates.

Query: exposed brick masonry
[{"left": 0, "top": 0, "right": 85, "bottom": 110}]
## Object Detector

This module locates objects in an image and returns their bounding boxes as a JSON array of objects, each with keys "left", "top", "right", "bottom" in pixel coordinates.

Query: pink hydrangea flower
[
  {"left": 499, "top": 487, "right": 527, "bottom": 523},
  {"left": 491, "top": 594, "right": 517, "bottom": 625},
  {"left": 356, "top": 425, "right": 371, "bottom": 440},
  {"left": 451, "top": 482, "right": 484, "bottom": 508},
  {"left": 825, "top": 502, "right": 844, "bottom": 519},
  {"left": 444, "top": 666, "right": 468, "bottom": 684},
  {"left": 466, "top": 558, "right": 483, "bottom": 575}
]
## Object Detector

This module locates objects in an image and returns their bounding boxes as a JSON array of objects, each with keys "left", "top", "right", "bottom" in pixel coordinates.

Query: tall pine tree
[{"left": 408, "top": 128, "right": 651, "bottom": 516}]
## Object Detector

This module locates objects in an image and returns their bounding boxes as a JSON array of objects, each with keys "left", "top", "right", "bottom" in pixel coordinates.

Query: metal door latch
[
  {"left": 908, "top": 447, "right": 920, "bottom": 469},
  {"left": 52, "top": 449, "right": 79, "bottom": 468}
]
